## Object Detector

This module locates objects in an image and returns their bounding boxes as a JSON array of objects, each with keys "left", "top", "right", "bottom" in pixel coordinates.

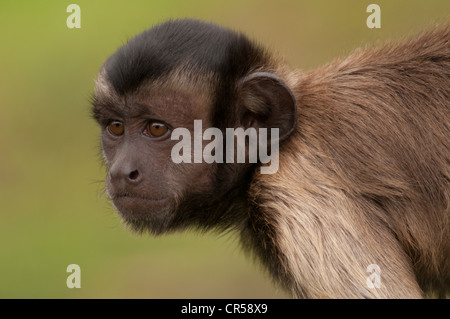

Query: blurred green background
[{"left": 0, "top": 0, "right": 448, "bottom": 298}]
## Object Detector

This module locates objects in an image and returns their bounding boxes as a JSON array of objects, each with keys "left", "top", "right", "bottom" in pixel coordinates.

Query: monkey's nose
[
  {"left": 128, "top": 169, "right": 140, "bottom": 181},
  {"left": 110, "top": 166, "right": 142, "bottom": 185}
]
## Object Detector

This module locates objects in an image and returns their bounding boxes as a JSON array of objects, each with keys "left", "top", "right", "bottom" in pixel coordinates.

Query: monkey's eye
[
  {"left": 107, "top": 121, "right": 125, "bottom": 136},
  {"left": 144, "top": 121, "right": 169, "bottom": 138}
]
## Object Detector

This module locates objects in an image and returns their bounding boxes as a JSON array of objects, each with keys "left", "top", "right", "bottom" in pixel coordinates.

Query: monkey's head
[{"left": 91, "top": 19, "right": 297, "bottom": 234}]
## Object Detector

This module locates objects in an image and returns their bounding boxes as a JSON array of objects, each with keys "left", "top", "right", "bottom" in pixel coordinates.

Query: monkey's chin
[{"left": 111, "top": 196, "right": 175, "bottom": 234}]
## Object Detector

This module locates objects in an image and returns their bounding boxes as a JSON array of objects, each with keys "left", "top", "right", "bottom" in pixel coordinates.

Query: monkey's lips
[{"left": 111, "top": 192, "right": 169, "bottom": 216}]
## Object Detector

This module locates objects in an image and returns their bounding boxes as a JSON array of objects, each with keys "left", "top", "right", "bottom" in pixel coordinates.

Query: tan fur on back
[{"left": 250, "top": 26, "right": 450, "bottom": 298}]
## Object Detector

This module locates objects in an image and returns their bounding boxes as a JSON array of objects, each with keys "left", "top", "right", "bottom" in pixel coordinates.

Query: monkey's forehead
[
  {"left": 93, "top": 67, "right": 214, "bottom": 123},
  {"left": 94, "top": 66, "right": 213, "bottom": 106},
  {"left": 102, "top": 18, "right": 268, "bottom": 96}
]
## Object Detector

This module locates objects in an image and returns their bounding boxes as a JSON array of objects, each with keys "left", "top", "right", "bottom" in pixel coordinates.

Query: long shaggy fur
[{"left": 246, "top": 26, "right": 449, "bottom": 298}]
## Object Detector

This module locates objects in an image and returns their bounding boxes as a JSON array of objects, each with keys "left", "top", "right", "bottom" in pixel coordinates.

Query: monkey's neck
[{"left": 243, "top": 148, "right": 424, "bottom": 298}]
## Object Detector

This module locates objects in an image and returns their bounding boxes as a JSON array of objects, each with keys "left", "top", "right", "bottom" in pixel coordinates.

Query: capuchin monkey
[{"left": 91, "top": 19, "right": 449, "bottom": 298}]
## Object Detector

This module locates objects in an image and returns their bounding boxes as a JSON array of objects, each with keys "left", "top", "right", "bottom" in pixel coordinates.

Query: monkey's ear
[{"left": 237, "top": 72, "right": 297, "bottom": 141}]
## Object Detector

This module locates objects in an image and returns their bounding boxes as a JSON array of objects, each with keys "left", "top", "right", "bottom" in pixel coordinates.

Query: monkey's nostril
[{"left": 129, "top": 170, "right": 139, "bottom": 181}]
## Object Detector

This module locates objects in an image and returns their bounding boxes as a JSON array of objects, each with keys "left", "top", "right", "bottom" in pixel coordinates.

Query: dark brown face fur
[{"left": 97, "top": 79, "right": 216, "bottom": 233}]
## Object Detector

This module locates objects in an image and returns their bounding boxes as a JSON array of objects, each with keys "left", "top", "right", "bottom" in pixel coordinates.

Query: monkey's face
[{"left": 96, "top": 77, "right": 216, "bottom": 234}]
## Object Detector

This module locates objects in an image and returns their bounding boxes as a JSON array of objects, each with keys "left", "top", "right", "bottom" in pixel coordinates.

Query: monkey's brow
[
  {"left": 91, "top": 98, "right": 125, "bottom": 121},
  {"left": 91, "top": 99, "right": 166, "bottom": 122},
  {"left": 129, "top": 102, "right": 165, "bottom": 119}
]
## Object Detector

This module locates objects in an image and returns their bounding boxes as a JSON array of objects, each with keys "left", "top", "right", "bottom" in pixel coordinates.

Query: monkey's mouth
[
  {"left": 111, "top": 192, "right": 169, "bottom": 215},
  {"left": 113, "top": 192, "right": 167, "bottom": 202}
]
